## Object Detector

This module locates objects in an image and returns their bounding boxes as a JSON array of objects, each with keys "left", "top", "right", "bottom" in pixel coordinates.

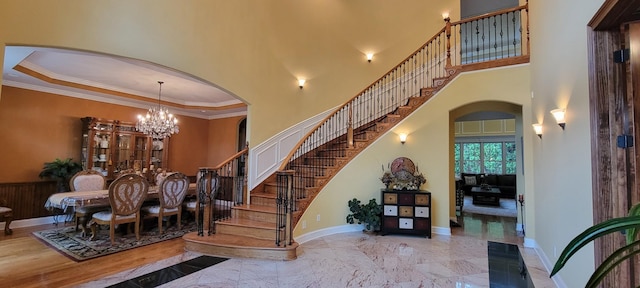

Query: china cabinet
[{"left": 81, "top": 117, "right": 169, "bottom": 179}]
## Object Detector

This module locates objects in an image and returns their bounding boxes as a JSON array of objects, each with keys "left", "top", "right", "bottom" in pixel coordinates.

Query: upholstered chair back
[
  {"left": 70, "top": 170, "right": 106, "bottom": 192},
  {"left": 108, "top": 174, "right": 149, "bottom": 216},
  {"left": 159, "top": 173, "right": 189, "bottom": 209},
  {"left": 156, "top": 171, "right": 175, "bottom": 186}
]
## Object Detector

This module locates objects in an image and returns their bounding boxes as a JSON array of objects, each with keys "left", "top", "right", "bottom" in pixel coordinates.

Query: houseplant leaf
[
  {"left": 39, "top": 158, "right": 83, "bottom": 192},
  {"left": 626, "top": 202, "right": 640, "bottom": 244},
  {"left": 550, "top": 215, "right": 640, "bottom": 277},
  {"left": 585, "top": 239, "right": 640, "bottom": 288}
]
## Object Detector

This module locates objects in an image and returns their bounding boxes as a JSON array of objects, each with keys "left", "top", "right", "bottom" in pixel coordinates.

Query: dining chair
[
  {"left": 89, "top": 173, "right": 149, "bottom": 245},
  {"left": 183, "top": 197, "right": 197, "bottom": 223},
  {"left": 142, "top": 172, "right": 189, "bottom": 234},
  {"left": 0, "top": 199, "right": 13, "bottom": 235},
  {"left": 69, "top": 170, "right": 108, "bottom": 233},
  {"left": 155, "top": 170, "right": 173, "bottom": 186}
]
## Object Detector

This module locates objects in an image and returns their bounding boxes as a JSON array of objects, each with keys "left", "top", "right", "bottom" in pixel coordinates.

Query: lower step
[
  {"left": 183, "top": 232, "right": 298, "bottom": 261},
  {"left": 215, "top": 218, "right": 282, "bottom": 241}
]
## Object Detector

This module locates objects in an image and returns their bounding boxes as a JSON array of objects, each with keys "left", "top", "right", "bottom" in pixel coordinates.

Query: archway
[{"left": 449, "top": 101, "right": 525, "bottom": 236}]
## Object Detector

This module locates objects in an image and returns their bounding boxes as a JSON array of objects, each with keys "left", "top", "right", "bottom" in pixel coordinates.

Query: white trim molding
[{"left": 248, "top": 107, "right": 335, "bottom": 190}]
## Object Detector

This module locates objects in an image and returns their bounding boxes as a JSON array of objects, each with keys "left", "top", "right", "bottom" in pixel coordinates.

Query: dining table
[{"left": 44, "top": 183, "right": 197, "bottom": 235}]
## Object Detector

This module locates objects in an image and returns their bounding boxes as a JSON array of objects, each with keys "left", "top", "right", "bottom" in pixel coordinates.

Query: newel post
[{"left": 444, "top": 16, "right": 452, "bottom": 68}]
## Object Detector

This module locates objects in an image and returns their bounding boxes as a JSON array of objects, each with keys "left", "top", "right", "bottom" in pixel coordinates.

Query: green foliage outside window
[
  {"left": 454, "top": 143, "right": 461, "bottom": 176},
  {"left": 483, "top": 142, "right": 503, "bottom": 174},
  {"left": 505, "top": 142, "right": 517, "bottom": 174},
  {"left": 455, "top": 141, "right": 516, "bottom": 175},
  {"left": 462, "top": 143, "right": 481, "bottom": 173}
]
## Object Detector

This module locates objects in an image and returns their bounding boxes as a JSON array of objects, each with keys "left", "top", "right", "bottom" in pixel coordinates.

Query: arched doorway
[{"left": 450, "top": 101, "right": 525, "bottom": 239}]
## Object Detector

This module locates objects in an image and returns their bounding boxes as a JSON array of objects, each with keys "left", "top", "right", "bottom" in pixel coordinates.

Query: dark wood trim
[
  {"left": 460, "top": 56, "right": 530, "bottom": 72},
  {"left": 0, "top": 181, "right": 58, "bottom": 220},
  {"left": 590, "top": 0, "right": 640, "bottom": 31},
  {"left": 588, "top": 7, "right": 639, "bottom": 286}
]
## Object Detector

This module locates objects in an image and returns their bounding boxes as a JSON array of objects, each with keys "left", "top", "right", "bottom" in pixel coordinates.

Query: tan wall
[
  {"left": 0, "top": 0, "right": 457, "bottom": 146},
  {"left": 208, "top": 116, "right": 245, "bottom": 165},
  {"left": 0, "top": 86, "right": 234, "bottom": 182},
  {"left": 296, "top": 65, "right": 532, "bottom": 236},
  {"left": 529, "top": 0, "right": 604, "bottom": 286}
]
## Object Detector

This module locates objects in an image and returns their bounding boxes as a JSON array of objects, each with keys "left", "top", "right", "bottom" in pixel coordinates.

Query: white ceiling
[{"left": 2, "top": 46, "right": 246, "bottom": 119}]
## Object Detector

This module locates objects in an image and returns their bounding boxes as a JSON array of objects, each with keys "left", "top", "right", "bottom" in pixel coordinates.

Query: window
[
  {"left": 483, "top": 142, "right": 503, "bottom": 174},
  {"left": 462, "top": 143, "right": 481, "bottom": 173},
  {"left": 454, "top": 139, "right": 516, "bottom": 176}
]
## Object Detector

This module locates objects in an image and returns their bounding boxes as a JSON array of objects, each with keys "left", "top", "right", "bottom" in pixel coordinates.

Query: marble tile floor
[
  {"left": 79, "top": 214, "right": 556, "bottom": 288},
  {"left": 79, "top": 214, "right": 557, "bottom": 288},
  {"left": 107, "top": 256, "right": 229, "bottom": 288}
]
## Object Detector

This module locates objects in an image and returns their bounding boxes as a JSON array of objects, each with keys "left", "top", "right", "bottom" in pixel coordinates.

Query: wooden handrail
[
  {"left": 279, "top": 4, "right": 530, "bottom": 173},
  {"left": 199, "top": 147, "right": 248, "bottom": 171},
  {"left": 449, "top": 4, "right": 528, "bottom": 26}
]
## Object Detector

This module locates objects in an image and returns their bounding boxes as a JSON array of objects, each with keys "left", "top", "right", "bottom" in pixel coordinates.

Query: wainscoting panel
[
  {"left": 0, "top": 180, "right": 57, "bottom": 220},
  {"left": 249, "top": 107, "right": 334, "bottom": 190}
]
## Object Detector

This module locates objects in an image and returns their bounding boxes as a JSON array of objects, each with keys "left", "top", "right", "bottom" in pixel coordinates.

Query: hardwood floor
[
  {"left": 0, "top": 212, "right": 521, "bottom": 288},
  {"left": 0, "top": 222, "right": 186, "bottom": 288}
]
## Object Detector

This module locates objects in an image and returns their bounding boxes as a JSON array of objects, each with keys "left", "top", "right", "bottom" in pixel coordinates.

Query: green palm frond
[
  {"left": 550, "top": 214, "right": 640, "bottom": 277},
  {"left": 585, "top": 239, "right": 640, "bottom": 288},
  {"left": 626, "top": 203, "right": 640, "bottom": 244}
]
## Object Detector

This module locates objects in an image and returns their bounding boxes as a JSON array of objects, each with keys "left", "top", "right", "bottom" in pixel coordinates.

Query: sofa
[{"left": 457, "top": 173, "right": 517, "bottom": 199}]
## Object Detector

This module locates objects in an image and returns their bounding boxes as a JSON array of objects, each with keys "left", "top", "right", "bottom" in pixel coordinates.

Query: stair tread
[
  {"left": 184, "top": 232, "right": 294, "bottom": 250},
  {"left": 218, "top": 217, "right": 277, "bottom": 229},
  {"left": 252, "top": 192, "right": 276, "bottom": 198},
  {"left": 235, "top": 204, "right": 277, "bottom": 213}
]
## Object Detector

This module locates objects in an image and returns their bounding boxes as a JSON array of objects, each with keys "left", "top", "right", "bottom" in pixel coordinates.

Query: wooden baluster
[{"left": 347, "top": 104, "right": 354, "bottom": 148}]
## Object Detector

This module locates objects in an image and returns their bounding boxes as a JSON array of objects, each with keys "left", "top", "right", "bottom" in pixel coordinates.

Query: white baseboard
[
  {"left": 516, "top": 223, "right": 523, "bottom": 231},
  {"left": 433, "top": 226, "right": 451, "bottom": 236},
  {"left": 295, "top": 224, "right": 451, "bottom": 244},
  {"left": 0, "top": 216, "right": 57, "bottom": 230},
  {"left": 531, "top": 239, "right": 567, "bottom": 288}
]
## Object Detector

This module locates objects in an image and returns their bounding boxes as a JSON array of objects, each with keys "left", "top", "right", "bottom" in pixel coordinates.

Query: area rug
[
  {"left": 33, "top": 221, "right": 196, "bottom": 262},
  {"left": 462, "top": 196, "right": 517, "bottom": 218}
]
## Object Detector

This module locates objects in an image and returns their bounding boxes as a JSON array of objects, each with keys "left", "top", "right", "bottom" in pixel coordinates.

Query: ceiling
[{"left": 2, "top": 46, "right": 246, "bottom": 119}]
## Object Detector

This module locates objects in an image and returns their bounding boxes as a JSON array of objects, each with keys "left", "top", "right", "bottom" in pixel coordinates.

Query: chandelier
[{"left": 136, "top": 81, "right": 179, "bottom": 139}]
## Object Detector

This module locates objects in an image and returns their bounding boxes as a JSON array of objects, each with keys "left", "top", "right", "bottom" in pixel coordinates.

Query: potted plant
[
  {"left": 39, "top": 158, "right": 83, "bottom": 192},
  {"left": 550, "top": 202, "right": 640, "bottom": 288},
  {"left": 346, "top": 198, "right": 383, "bottom": 231}
]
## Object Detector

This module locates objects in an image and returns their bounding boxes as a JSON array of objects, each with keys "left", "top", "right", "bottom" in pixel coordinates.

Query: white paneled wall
[{"left": 249, "top": 107, "right": 335, "bottom": 190}]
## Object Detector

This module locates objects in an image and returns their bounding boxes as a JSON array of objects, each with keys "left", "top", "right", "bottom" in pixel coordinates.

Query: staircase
[
  {"left": 183, "top": 71, "right": 458, "bottom": 261},
  {"left": 183, "top": 4, "right": 529, "bottom": 260}
]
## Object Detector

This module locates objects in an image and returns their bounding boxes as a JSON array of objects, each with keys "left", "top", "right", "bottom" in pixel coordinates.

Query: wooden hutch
[{"left": 80, "top": 117, "right": 169, "bottom": 180}]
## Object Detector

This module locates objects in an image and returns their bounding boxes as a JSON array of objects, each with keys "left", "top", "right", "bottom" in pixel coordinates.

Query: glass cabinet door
[
  {"left": 150, "top": 139, "right": 165, "bottom": 171},
  {"left": 114, "top": 134, "right": 132, "bottom": 174},
  {"left": 91, "top": 129, "right": 112, "bottom": 177},
  {"left": 133, "top": 135, "right": 150, "bottom": 171}
]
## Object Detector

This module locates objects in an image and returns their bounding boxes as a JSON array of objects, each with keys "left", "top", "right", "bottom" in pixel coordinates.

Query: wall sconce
[
  {"left": 399, "top": 133, "right": 408, "bottom": 144},
  {"left": 366, "top": 53, "right": 374, "bottom": 63},
  {"left": 298, "top": 79, "right": 306, "bottom": 89},
  {"left": 532, "top": 124, "right": 542, "bottom": 139},
  {"left": 442, "top": 12, "right": 450, "bottom": 21},
  {"left": 550, "top": 108, "right": 566, "bottom": 130}
]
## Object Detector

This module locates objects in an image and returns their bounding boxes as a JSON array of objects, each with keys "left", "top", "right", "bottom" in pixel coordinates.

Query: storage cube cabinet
[{"left": 381, "top": 189, "right": 431, "bottom": 238}]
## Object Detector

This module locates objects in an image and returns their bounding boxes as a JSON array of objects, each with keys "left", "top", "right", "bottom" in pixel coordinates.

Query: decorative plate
[{"left": 390, "top": 157, "right": 416, "bottom": 176}]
